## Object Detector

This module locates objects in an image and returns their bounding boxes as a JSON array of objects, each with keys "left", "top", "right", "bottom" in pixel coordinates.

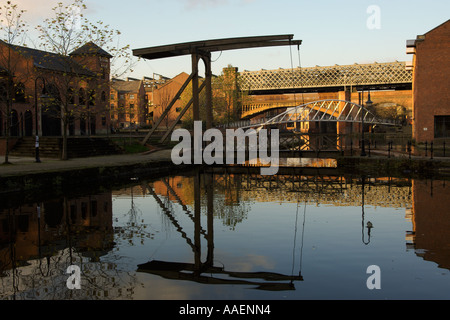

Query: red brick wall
[
  {"left": 412, "top": 20, "right": 450, "bottom": 142},
  {"left": 0, "top": 138, "right": 19, "bottom": 156},
  {"left": 412, "top": 179, "right": 450, "bottom": 269}
]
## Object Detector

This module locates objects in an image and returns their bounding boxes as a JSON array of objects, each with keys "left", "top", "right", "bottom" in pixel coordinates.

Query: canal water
[{"left": 1, "top": 165, "right": 449, "bottom": 300}]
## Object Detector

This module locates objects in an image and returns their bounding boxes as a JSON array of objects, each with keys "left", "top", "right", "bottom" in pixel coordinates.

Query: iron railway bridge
[{"left": 239, "top": 61, "right": 412, "bottom": 94}]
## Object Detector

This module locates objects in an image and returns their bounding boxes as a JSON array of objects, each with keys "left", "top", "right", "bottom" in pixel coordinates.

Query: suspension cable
[
  {"left": 289, "top": 41, "right": 298, "bottom": 107},
  {"left": 297, "top": 45, "right": 305, "bottom": 105}
]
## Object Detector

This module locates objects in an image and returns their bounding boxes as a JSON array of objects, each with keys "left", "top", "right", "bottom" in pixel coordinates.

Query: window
[
  {"left": 435, "top": 116, "right": 450, "bottom": 138},
  {"left": 119, "top": 109, "right": 125, "bottom": 121},
  {"left": 0, "top": 81, "right": 6, "bottom": 101},
  {"left": 70, "top": 204, "right": 77, "bottom": 224},
  {"left": 81, "top": 202, "right": 87, "bottom": 220},
  {"left": 14, "top": 82, "right": 26, "bottom": 102},
  {"left": 79, "top": 88, "right": 86, "bottom": 105},
  {"left": 69, "top": 87, "right": 75, "bottom": 104},
  {"left": 89, "top": 90, "right": 96, "bottom": 106},
  {"left": 90, "top": 200, "right": 98, "bottom": 217},
  {"left": 129, "top": 94, "right": 135, "bottom": 100}
]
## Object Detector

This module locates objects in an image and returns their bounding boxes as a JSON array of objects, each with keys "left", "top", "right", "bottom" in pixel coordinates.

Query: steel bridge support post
[
  {"left": 202, "top": 53, "right": 213, "bottom": 130},
  {"left": 192, "top": 53, "right": 200, "bottom": 122}
]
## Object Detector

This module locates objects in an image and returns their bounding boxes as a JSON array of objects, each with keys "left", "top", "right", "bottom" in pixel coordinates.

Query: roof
[
  {"left": 1, "top": 41, "right": 95, "bottom": 76},
  {"left": 152, "top": 72, "right": 191, "bottom": 91},
  {"left": 424, "top": 19, "right": 450, "bottom": 36},
  {"left": 70, "top": 42, "right": 113, "bottom": 58},
  {"left": 407, "top": 19, "right": 450, "bottom": 48},
  {"left": 133, "top": 35, "right": 302, "bottom": 60},
  {"left": 111, "top": 80, "right": 143, "bottom": 93}
]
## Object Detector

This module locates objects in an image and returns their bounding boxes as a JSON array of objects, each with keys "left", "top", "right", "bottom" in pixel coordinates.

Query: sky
[{"left": 8, "top": 0, "right": 450, "bottom": 79}]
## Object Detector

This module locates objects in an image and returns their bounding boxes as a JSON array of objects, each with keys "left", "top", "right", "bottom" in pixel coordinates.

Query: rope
[
  {"left": 291, "top": 199, "right": 300, "bottom": 277},
  {"left": 299, "top": 200, "right": 306, "bottom": 275},
  {"left": 289, "top": 41, "right": 298, "bottom": 106},
  {"left": 291, "top": 195, "right": 307, "bottom": 280},
  {"left": 297, "top": 45, "right": 305, "bottom": 105},
  {"left": 211, "top": 51, "right": 223, "bottom": 62}
]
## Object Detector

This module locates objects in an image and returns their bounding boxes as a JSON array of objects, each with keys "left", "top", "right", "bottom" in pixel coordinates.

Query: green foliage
[{"left": 36, "top": 0, "right": 136, "bottom": 78}]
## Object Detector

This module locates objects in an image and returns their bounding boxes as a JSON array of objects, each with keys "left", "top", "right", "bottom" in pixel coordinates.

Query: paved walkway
[
  {"left": 0, "top": 149, "right": 173, "bottom": 177},
  {"left": 1, "top": 148, "right": 449, "bottom": 178}
]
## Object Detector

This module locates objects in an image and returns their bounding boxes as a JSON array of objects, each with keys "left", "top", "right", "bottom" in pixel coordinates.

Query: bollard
[
  {"left": 431, "top": 142, "right": 434, "bottom": 160},
  {"left": 425, "top": 141, "right": 428, "bottom": 157},
  {"left": 444, "top": 141, "right": 446, "bottom": 157},
  {"left": 368, "top": 141, "right": 371, "bottom": 157}
]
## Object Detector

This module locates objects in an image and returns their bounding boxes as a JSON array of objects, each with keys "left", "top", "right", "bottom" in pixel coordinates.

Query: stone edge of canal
[{"left": 1, "top": 156, "right": 450, "bottom": 195}]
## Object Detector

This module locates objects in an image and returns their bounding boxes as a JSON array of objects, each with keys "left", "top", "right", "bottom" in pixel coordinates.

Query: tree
[
  {"left": 0, "top": 1, "right": 29, "bottom": 164},
  {"left": 180, "top": 65, "right": 251, "bottom": 128},
  {"left": 216, "top": 65, "right": 252, "bottom": 125},
  {"left": 35, "top": 0, "right": 135, "bottom": 160}
]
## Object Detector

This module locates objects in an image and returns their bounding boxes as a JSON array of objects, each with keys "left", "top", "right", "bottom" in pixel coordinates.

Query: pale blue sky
[{"left": 17, "top": 0, "right": 450, "bottom": 78}]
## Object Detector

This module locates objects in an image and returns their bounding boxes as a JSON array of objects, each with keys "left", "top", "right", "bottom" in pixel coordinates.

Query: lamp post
[
  {"left": 361, "top": 175, "right": 373, "bottom": 245},
  {"left": 360, "top": 89, "right": 373, "bottom": 157},
  {"left": 34, "top": 76, "right": 47, "bottom": 163}
]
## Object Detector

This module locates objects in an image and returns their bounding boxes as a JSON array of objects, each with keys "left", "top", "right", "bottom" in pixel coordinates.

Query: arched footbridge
[{"left": 237, "top": 99, "right": 400, "bottom": 129}]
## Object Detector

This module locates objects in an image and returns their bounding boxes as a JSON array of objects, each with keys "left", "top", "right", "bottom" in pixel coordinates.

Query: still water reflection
[{"left": 1, "top": 168, "right": 449, "bottom": 300}]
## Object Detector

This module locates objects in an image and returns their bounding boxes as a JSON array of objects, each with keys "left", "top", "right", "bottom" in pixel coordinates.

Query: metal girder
[
  {"left": 241, "top": 99, "right": 399, "bottom": 129},
  {"left": 133, "top": 35, "right": 302, "bottom": 60},
  {"left": 141, "top": 72, "right": 195, "bottom": 145},
  {"left": 134, "top": 34, "right": 302, "bottom": 146},
  {"left": 239, "top": 61, "right": 412, "bottom": 92}
]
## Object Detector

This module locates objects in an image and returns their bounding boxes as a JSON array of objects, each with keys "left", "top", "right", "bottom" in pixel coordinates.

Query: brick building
[
  {"left": 109, "top": 74, "right": 179, "bottom": 130},
  {"left": 0, "top": 41, "right": 112, "bottom": 143},
  {"left": 407, "top": 20, "right": 450, "bottom": 142},
  {"left": 110, "top": 78, "right": 147, "bottom": 129},
  {"left": 152, "top": 72, "right": 191, "bottom": 129}
]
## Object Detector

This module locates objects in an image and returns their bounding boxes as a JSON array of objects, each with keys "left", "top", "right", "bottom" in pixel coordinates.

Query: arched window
[
  {"left": 0, "top": 81, "right": 6, "bottom": 102},
  {"left": 10, "top": 109, "right": 19, "bottom": 136},
  {"left": 79, "top": 88, "right": 86, "bottom": 105},
  {"left": 88, "top": 90, "right": 96, "bottom": 106},
  {"left": 68, "top": 87, "right": 75, "bottom": 104}
]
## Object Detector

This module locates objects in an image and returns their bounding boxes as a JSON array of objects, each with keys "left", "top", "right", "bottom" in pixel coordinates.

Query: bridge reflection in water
[
  {"left": 138, "top": 173, "right": 303, "bottom": 291},
  {"left": 0, "top": 167, "right": 449, "bottom": 299},
  {"left": 136, "top": 167, "right": 439, "bottom": 293}
]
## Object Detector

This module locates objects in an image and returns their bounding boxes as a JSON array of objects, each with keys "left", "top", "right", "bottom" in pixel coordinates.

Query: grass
[{"left": 110, "top": 137, "right": 150, "bottom": 154}]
